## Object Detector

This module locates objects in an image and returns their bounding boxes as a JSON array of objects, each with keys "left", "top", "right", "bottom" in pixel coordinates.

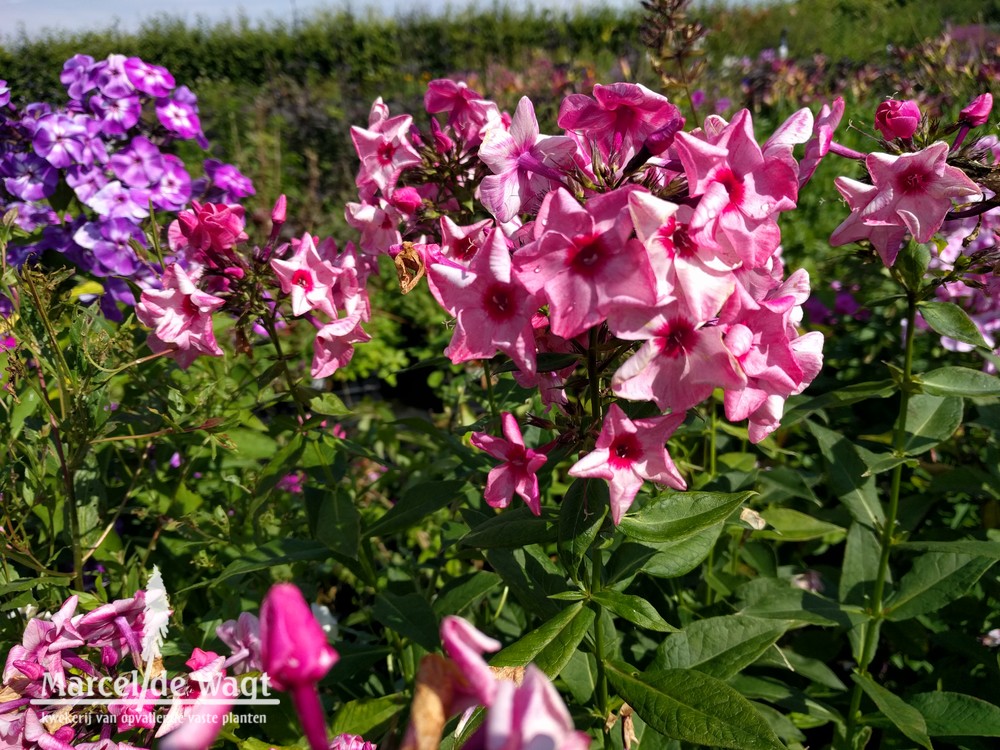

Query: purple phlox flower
[
  {"left": 470, "top": 412, "right": 547, "bottom": 515},
  {"left": 124, "top": 57, "right": 175, "bottom": 97},
  {"left": 32, "top": 113, "right": 87, "bottom": 168},
  {"left": 568, "top": 403, "right": 687, "bottom": 524},
  {"left": 152, "top": 154, "right": 193, "bottom": 211},
  {"left": 479, "top": 96, "right": 576, "bottom": 223},
  {"left": 72, "top": 218, "right": 145, "bottom": 277},
  {"left": 203, "top": 158, "right": 255, "bottom": 201},
  {"left": 110, "top": 136, "right": 166, "bottom": 187},
  {"left": 217, "top": 612, "right": 263, "bottom": 674},
  {"left": 90, "top": 93, "right": 141, "bottom": 137},
  {"left": 2, "top": 151, "right": 59, "bottom": 201},
  {"left": 5, "top": 202, "right": 58, "bottom": 234},
  {"left": 85, "top": 180, "right": 150, "bottom": 221},
  {"left": 60, "top": 54, "right": 96, "bottom": 100},
  {"left": 65, "top": 164, "right": 109, "bottom": 204},
  {"left": 93, "top": 54, "right": 134, "bottom": 99},
  {"left": 261, "top": 583, "right": 340, "bottom": 750},
  {"left": 156, "top": 88, "right": 202, "bottom": 141}
]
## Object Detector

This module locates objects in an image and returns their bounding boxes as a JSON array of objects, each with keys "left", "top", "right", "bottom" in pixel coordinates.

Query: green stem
[
  {"left": 588, "top": 327, "right": 603, "bottom": 425},
  {"left": 591, "top": 544, "right": 610, "bottom": 737},
  {"left": 843, "top": 293, "right": 917, "bottom": 748},
  {"left": 483, "top": 359, "right": 498, "bottom": 426}
]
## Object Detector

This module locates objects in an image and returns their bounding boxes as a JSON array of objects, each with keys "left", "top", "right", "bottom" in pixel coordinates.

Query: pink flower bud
[
  {"left": 960, "top": 93, "right": 993, "bottom": 127},
  {"left": 260, "top": 583, "right": 338, "bottom": 690},
  {"left": 390, "top": 186, "right": 423, "bottom": 214},
  {"left": 874, "top": 99, "right": 921, "bottom": 140},
  {"left": 271, "top": 194, "right": 288, "bottom": 224}
]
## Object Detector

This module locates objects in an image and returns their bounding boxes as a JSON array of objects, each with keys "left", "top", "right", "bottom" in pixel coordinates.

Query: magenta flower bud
[
  {"left": 261, "top": 583, "right": 339, "bottom": 750},
  {"left": 960, "top": 93, "right": 992, "bottom": 127},
  {"left": 271, "top": 194, "right": 288, "bottom": 225},
  {"left": 874, "top": 99, "right": 921, "bottom": 140},
  {"left": 389, "top": 186, "right": 423, "bottom": 215}
]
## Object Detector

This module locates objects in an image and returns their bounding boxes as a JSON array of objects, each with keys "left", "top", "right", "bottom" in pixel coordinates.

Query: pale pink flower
[
  {"left": 344, "top": 196, "right": 403, "bottom": 255},
  {"left": 799, "top": 97, "right": 845, "bottom": 188},
  {"left": 471, "top": 412, "right": 548, "bottom": 515},
  {"left": 512, "top": 186, "right": 656, "bottom": 340},
  {"left": 158, "top": 677, "right": 237, "bottom": 750},
  {"left": 568, "top": 403, "right": 686, "bottom": 524},
  {"left": 216, "top": 612, "right": 262, "bottom": 674},
  {"left": 311, "top": 316, "right": 371, "bottom": 379},
  {"left": 351, "top": 101, "right": 422, "bottom": 195},
  {"left": 440, "top": 615, "right": 502, "bottom": 708},
  {"left": 136, "top": 264, "right": 225, "bottom": 369},
  {"left": 481, "top": 665, "right": 591, "bottom": 750},
  {"left": 329, "top": 734, "right": 377, "bottom": 750},
  {"left": 108, "top": 684, "right": 159, "bottom": 731},
  {"left": 271, "top": 233, "right": 341, "bottom": 318},
  {"left": 479, "top": 96, "right": 575, "bottom": 222}
]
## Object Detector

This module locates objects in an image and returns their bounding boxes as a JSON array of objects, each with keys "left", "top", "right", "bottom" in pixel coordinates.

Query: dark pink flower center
[
  {"left": 656, "top": 218, "right": 696, "bottom": 259},
  {"left": 897, "top": 165, "right": 930, "bottom": 195},
  {"left": 483, "top": 282, "right": 517, "bottom": 321},
  {"left": 715, "top": 168, "right": 745, "bottom": 207},
  {"left": 291, "top": 269, "right": 314, "bottom": 291},
  {"left": 377, "top": 141, "right": 397, "bottom": 165},
  {"left": 608, "top": 434, "right": 642, "bottom": 469},
  {"left": 452, "top": 235, "right": 478, "bottom": 261},
  {"left": 656, "top": 318, "right": 698, "bottom": 358},
  {"left": 569, "top": 233, "right": 609, "bottom": 275}
]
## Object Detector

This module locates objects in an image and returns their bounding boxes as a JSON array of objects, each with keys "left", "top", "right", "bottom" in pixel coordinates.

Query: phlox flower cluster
[
  {"left": 0, "top": 584, "right": 232, "bottom": 750},
  {"left": 346, "top": 79, "right": 827, "bottom": 521},
  {"left": 134, "top": 196, "right": 372, "bottom": 377},
  {"left": 0, "top": 53, "right": 254, "bottom": 317},
  {"left": 826, "top": 94, "right": 999, "bottom": 366}
]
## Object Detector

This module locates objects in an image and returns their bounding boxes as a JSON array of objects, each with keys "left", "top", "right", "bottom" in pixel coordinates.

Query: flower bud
[
  {"left": 874, "top": 99, "right": 920, "bottom": 140},
  {"left": 960, "top": 93, "right": 993, "bottom": 127},
  {"left": 260, "top": 583, "right": 338, "bottom": 691},
  {"left": 271, "top": 194, "right": 288, "bottom": 224},
  {"left": 390, "top": 186, "right": 423, "bottom": 215}
]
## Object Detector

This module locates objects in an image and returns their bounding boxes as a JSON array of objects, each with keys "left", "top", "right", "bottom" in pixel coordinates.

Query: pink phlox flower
[
  {"left": 874, "top": 99, "right": 921, "bottom": 140},
  {"left": 185, "top": 648, "right": 226, "bottom": 681},
  {"left": 511, "top": 312, "right": 575, "bottom": 411},
  {"left": 610, "top": 296, "right": 746, "bottom": 414},
  {"left": 136, "top": 264, "right": 225, "bottom": 369},
  {"left": 108, "top": 683, "right": 159, "bottom": 731},
  {"left": 762, "top": 106, "right": 814, "bottom": 175},
  {"left": 424, "top": 79, "right": 495, "bottom": 146},
  {"left": 481, "top": 665, "right": 591, "bottom": 750},
  {"left": 799, "top": 97, "right": 845, "bottom": 188},
  {"left": 217, "top": 612, "right": 262, "bottom": 674},
  {"left": 479, "top": 96, "right": 576, "bottom": 222},
  {"left": 470, "top": 412, "right": 548, "bottom": 515},
  {"left": 71, "top": 593, "right": 146, "bottom": 669},
  {"left": 157, "top": 677, "right": 237, "bottom": 750},
  {"left": 627, "top": 190, "right": 736, "bottom": 322},
  {"left": 829, "top": 176, "right": 909, "bottom": 265},
  {"left": 311, "top": 315, "right": 371, "bottom": 380},
  {"left": 674, "top": 109, "right": 799, "bottom": 268},
  {"left": 345, "top": 196, "right": 403, "bottom": 255},
  {"left": 3, "top": 597, "right": 83, "bottom": 695},
  {"left": 430, "top": 228, "right": 539, "bottom": 376},
  {"left": 512, "top": 186, "right": 656, "bottom": 340},
  {"left": 271, "top": 233, "right": 342, "bottom": 318},
  {"left": 558, "top": 82, "right": 682, "bottom": 166},
  {"left": 568, "top": 403, "right": 686, "bottom": 524},
  {"left": 960, "top": 93, "right": 993, "bottom": 127},
  {"left": 351, "top": 105, "right": 422, "bottom": 195},
  {"left": 172, "top": 201, "right": 248, "bottom": 269},
  {"left": 861, "top": 142, "right": 983, "bottom": 243},
  {"left": 22, "top": 708, "right": 75, "bottom": 750},
  {"left": 440, "top": 616, "right": 502, "bottom": 709},
  {"left": 329, "top": 734, "right": 378, "bottom": 750},
  {"left": 439, "top": 216, "right": 493, "bottom": 265}
]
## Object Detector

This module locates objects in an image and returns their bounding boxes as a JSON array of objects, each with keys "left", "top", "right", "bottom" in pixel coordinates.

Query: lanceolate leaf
[
  {"left": 808, "top": 422, "right": 884, "bottom": 529},
  {"left": 909, "top": 691, "right": 1000, "bottom": 736},
  {"left": 367, "top": 480, "right": 469, "bottom": 537},
  {"left": 606, "top": 662, "right": 785, "bottom": 750},
  {"left": 886, "top": 552, "right": 997, "bottom": 621},
  {"left": 461, "top": 505, "right": 559, "bottom": 548},
  {"left": 652, "top": 615, "right": 789, "bottom": 679},
  {"left": 558, "top": 478, "right": 608, "bottom": 581},
  {"left": 919, "top": 366, "right": 1000, "bottom": 397},
  {"left": 852, "top": 673, "right": 932, "bottom": 749},
  {"left": 619, "top": 491, "right": 753, "bottom": 543},
  {"left": 591, "top": 589, "right": 676, "bottom": 632},
  {"left": 918, "top": 300, "right": 991, "bottom": 349},
  {"left": 904, "top": 394, "right": 963, "bottom": 455},
  {"left": 490, "top": 602, "right": 594, "bottom": 678}
]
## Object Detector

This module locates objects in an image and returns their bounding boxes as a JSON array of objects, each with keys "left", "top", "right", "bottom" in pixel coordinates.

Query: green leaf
[
  {"left": 591, "top": 589, "right": 676, "bottom": 632},
  {"left": 329, "top": 693, "right": 407, "bottom": 737},
  {"left": 738, "top": 578, "right": 857, "bottom": 628},
  {"left": 755, "top": 508, "right": 845, "bottom": 542},
  {"left": 485, "top": 545, "right": 570, "bottom": 619},
  {"left": 840, "top": 523, "right": 885, "bottom": 608},
  {"left": 886, "top": 552, "right": 997, "bottom": 621},
  {"left": 808, "top": 422, "right": 884, "bottom": 529},
  {"left": 641, "top": 523, "right": 724, "bottom": 579},
  {"left": 652, "top": 616, "right": 788, "bottom": 679},
  {"left": 367, "top": 480, "right": 468, "bottom": 537},
  {"left": 904, "top": 394, "right": 963, "bottom": 455},
  {"left": 461, "top": 506, "right": 559, "bottom": 549},
  {"left": 432, "top": 572, "right": 502, "bottom": 617},
  {"left": 310, "top": 487, "right": 360, "bottom": 560},
  {"left": 308, "top": 392, "right": 352, "bottom": 416},
  {"left": 558, "top": 478, "right": 608, "bottom": 580},
  {"left": 852, "top": 672, "right": 932, "bottom": 749},
  {"left": 783, "top": 380, "right": 896, "bottom": 427},
  {"left": 619, "top": 491, "right": 754, "bottom": 543},
  {"left": 918, "top": 300, "right": 991, "bottom": 349},
  {"left": 193, "top": 539, "right": 330, "bottom": 590},
  {"left": 896, "top": 540, "right": 1000, "bottom": 558},
  {"left": 372, "top": 592, "right": 439, "bottom": 651},
  {"left": 606, "top": 662, "right": 786, "bottom": 750},
  {"left": 909, "top": 691, "right": 1000, "bottom": 736},
  {"left": 920, "top": 366, "right": 1000, "bottom": 397},
  {"left": 490, "top": 602, "right": 594, "bottom": 678}
]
